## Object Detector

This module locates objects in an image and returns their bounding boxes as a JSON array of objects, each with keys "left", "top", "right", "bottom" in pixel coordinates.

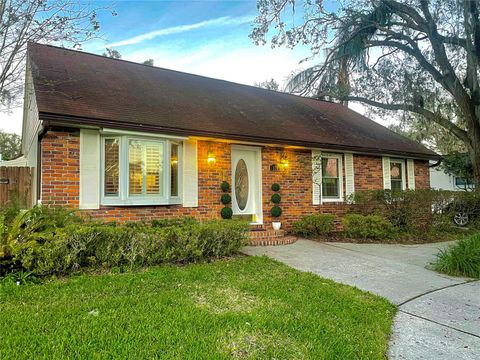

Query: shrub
[
  {"left": 271, "top": 183, "right": 280, "bottom": 192},
  {"left": 348, "top": 189, "right": 479, "bottom": 233},
  {"left": 271, "top": 193, "right": 281, "bottom": 204},
  {"left": 434, "top": 233, "right": 480, "bottom": 278},
  {"left": 221, "top": 207, "right": 233, "bottom": 219},
  {"left": 221, "top": 194, "right": 232, "bottom": 205},
  {"left": 292, "top": 214, "right": 335, "bottom": 238},
  {"left": 1, "top": 206, "right": 82, "bottom": 272},
  {"left": 220, "top": 181, "right": 230, "bottom": 192},
  {"left": 151, "top": 217, "right": 196, "bottom": 228},
  {"left": 9, "top": 219, "right": 249, "bottom": 276},
  {"left": 270, "top": 206, "right": 282, "bottom": 218},
  {"left": 343, "top": 214, "right": 396, "bottom": 240}
]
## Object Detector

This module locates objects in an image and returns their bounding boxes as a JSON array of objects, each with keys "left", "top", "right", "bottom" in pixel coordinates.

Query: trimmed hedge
[
  {"left": 271, "top": 193, "right": 281, "bottom": 204},
  {"left": 221, "top": 194, "right": 232, "bottom": 205},
  {"left": 292, "top": 214, "right": 335, "bottom": 238},
  {"left": 2, "top": 206, "right": 249, "bottom": 276},
  {"left": 220, "top": 207, "right": 233, "bottom": 219},
  {"left": 270, "top": 206, "right": 282, "bottom": 218},
  {"left": 220, "top": 181, "right": 230, "bottom": 192},
  {"left": 348, "top": 189, "right": 480, "bottom": 232},
  {"left": 343, "top": 214, "right": 396, "bottom": 240}
]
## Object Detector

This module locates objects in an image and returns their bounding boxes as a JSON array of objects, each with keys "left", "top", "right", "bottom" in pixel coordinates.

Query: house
[
  {"left": 19, "top": 43, "right": 438, "bottom": 238},
  {"left": 430, "top": 161, "right": 475, "bottom": 191}
]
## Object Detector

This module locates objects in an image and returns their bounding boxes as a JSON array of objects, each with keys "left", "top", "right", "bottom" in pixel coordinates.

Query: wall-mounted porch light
[
  {"left": 279, "top": 152, "right": 289, "bottom": 170},
  {"left": 207, "top": 143, "right": 216, "bottom": 164}
]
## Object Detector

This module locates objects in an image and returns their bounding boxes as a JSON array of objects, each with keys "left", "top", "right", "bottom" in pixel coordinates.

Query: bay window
[{"left": 102, "top": 136, "right": 182, "bottom": 205}]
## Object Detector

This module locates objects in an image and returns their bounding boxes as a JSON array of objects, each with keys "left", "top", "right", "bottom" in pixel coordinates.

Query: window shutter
[
  {"left": 344, "top": 153, "right": 355, "bottom": 198},
  {"left": 79, "top": 129, "right": 100, "bottom": 209},
  {"left": 407, "top": 159, "right": 415, "bottom": 190},
  {"left": 312, "top": 150, "right": 322, "bottom": 205},
  {"left": 382, "top": 156, "right": 391, "bottom": 190},
  {"left": 182, "top": 139, "right": 198, "bottom": 207}
]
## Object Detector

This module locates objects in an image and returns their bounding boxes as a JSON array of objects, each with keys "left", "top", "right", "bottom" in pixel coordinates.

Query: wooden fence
[{"left": 0, "top": 167, "right": 33, "bottom": 209}]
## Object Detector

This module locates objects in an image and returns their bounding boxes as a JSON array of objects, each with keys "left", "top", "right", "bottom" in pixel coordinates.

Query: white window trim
[
  {"left": 390, "top": 158, "right": 406, "bottom": 191},
  {"left": 320, "top": 153, "right": 344, "bottom": 203},
  {"left": 100, "top": 135, "right": 183, "bottom": 206}
]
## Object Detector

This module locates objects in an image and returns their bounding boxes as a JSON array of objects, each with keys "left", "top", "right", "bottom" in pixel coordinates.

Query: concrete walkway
[{"left": 243, "top": 240, "right": 480, "bottom": 359}]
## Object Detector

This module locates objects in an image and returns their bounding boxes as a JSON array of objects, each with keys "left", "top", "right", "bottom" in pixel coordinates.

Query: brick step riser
[{"left": 248, "top": 229, "right": 297, "bottom": 246}]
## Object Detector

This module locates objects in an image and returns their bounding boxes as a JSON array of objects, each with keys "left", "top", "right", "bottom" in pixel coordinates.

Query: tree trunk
[{"left": 469, "top": 121, "right": 480, "bottom": 186}]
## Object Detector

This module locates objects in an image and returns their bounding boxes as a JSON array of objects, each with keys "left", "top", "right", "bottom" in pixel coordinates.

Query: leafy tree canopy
[
  {"left": 102, "top": 48, "right": 122, "bottom": 59},
  {"left": 250, "top": 0, "right": 480, "bottom": 184},
  {"left": 254, "top": 78, "right": 280, "bottom": 91},
  {"left": 0, "top": 130, "right": 21, "bottom": 161},
  {"left": 439, "top": 152, "right": 474, "bottom": 189}
]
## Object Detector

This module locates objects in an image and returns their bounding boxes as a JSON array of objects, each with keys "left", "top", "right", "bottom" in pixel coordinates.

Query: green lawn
[{"left": 0, "top": 256, "right": 395, "bottom": 359}]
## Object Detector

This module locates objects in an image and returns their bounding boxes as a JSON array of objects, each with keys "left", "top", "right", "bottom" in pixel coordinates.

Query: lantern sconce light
[
  {"left": 207, "top": 144, "right": 216, "bottom": 164},
  {"left": 279, "top": 152, "right": 289, "bottom": 169}
]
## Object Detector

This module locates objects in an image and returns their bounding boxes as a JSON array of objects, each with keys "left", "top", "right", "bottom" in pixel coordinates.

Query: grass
[
  {"left": 434, "top": 233, "right": 480, "bottom": 278},
  {"left": 0, "top": 256, "right": 396, "bottom": 359}
]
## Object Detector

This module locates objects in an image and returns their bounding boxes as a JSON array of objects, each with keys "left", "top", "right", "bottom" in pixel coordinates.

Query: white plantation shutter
[
  {"left": 183, "top": 139, "right": 198, "bottom": 207},
  {"left": 344, "top": 153, "right": 355, "bottom": 199},
  {"left": 407, "top": 159, "right": 415, "bottom": 190},
  {"left": 312, "top": 150, "right": 322, "bottom": 205},
  {"left": 79, "top": 129, "right": 100, "bottom": 209},
  {"left": 382, "top": 156, "right": 391, "bottom": 190}
]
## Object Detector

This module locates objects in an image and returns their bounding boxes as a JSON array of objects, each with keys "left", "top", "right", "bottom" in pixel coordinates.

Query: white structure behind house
[{"left": 429, "top": 161, "right": 475, "bottom": 191}]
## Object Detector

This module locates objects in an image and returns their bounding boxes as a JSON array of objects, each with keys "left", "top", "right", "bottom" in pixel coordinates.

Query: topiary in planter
[
  {"left": 271, "top": 183, "right": 280, "bottom": 192},
  {"left": 270, "top": 206, "right": 282, "bottom": 218},
  {"left": 221, "top": 194, "right": 232, "bottom": 205},
  {"left": 221, "top": 207, "right": 233, "bottom": 219},
  {"left": 220, "top": 181, "right": 230, "bottom": 192},
  {"left": 271, "top": 193, "right": 281, "bottom": 204}
]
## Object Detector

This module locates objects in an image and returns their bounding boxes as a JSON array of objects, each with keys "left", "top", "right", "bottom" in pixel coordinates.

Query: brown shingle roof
[{"left": 28, "top": 42, "right": 437, "bottom": 159}]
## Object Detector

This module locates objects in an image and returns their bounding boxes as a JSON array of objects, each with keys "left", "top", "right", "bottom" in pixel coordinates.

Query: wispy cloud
[{"left": 106, "top": 15, "right": 253, "bottom": 48}]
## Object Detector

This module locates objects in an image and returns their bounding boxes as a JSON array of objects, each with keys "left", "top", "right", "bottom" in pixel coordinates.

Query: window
[
  {"left": 454, "top": 177, "right": 473, "bottom": 188},
  {"left": 101, "top": 136, "right": 182, "bottom": 205},
  {"left": 390, "top": 160, "right": 405, "bottom": 191},
  {"left": 128, "top": 140, "right": 163, "bottom": 196},
  {"left": 170, "top": 143, "right": 179, "bottom": 197},
  {"left": 320, "top": 154, "right": 343, "bottom": 201},
  {"left": 104, "top": 138, "right": 119, "bottom": 197}
]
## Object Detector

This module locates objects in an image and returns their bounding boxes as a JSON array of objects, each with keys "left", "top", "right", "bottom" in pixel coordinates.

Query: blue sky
[
  {"left": 84, "top": 0, "right": 315, "bottom": 85},
  {"left": 3, "top": 0, "right": 354, "bottom": 134}
]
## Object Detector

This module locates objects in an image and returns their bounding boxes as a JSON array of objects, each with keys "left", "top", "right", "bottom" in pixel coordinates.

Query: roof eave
[{"left": 39, "top": 112, "right": 440, "bottom": 160}]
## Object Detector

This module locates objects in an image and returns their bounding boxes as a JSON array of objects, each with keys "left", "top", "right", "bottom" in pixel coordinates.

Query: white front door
[{"left": 231, "top": 146, "right": 262, "bottom": 224}]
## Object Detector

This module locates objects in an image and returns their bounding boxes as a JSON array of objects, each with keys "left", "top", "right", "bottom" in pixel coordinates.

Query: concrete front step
[{"left": 248, "top": 228, "right": 297, "bottom": 246}]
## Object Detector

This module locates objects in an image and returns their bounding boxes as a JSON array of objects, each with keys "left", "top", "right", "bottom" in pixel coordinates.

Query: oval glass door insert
[{"left": 235, "top": 159, "right": 249, "bottom": 211}]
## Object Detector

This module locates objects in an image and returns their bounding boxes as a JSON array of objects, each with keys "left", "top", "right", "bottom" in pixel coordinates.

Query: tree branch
[{"left": 344, "top": 95, "right": 470, "bottom": 144}]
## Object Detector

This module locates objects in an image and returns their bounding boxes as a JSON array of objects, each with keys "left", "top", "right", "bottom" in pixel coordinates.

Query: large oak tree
[{"left": 251, "top": 0, "right": 480, "bottom": 184}]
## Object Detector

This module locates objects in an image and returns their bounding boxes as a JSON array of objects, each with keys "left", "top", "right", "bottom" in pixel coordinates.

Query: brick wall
[
  {"left": 354, "top": 155, "right": 384, "bottom": 190},
  {"left": 40, "top": 128, "right": 80, "bottom": 207},
  {"left": 39, "top": 128, "right": 430, "bottom": 229},
  {"left": 414, "top": 160, "right": 430, "bottom": 189}
]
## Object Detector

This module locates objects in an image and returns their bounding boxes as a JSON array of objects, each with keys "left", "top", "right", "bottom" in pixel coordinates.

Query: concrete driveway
[{"left": 243, "top": 240, "right": 480, "bottom": 359}]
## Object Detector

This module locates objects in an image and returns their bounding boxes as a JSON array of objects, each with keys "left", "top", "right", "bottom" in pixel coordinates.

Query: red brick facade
[
  {"left": 354, "top": 155, "right": 384, "bottom": 191},
  {"left": 39, "top": 128, "right": 431, "bottom": 229},
  {"left": 40, "top": 129, "right": 80, "bottom": 207}
]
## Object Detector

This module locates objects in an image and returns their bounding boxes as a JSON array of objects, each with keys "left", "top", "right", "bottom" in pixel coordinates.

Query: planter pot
[{"left": 272, "top": 221, "right": 281, "bottom": 231}]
